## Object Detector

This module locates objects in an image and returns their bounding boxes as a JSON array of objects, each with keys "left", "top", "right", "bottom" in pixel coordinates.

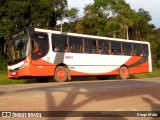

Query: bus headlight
[{"left": 20, "top": 61, "right": 29, "bottom": 69}]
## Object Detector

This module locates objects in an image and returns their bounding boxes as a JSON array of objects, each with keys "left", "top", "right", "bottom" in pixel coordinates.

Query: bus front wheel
[
  {"left": 118, "top": 66, "right": 129, "bottom": 80},
  {"left": 54, "top": 66, "right": 68, "bottom": 82}
]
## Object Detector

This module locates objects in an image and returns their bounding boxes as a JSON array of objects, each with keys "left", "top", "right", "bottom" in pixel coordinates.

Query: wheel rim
[
  {"left": 57, "top": 69, "right": 65, "bottom": 79},
  {"left": 122, "top": 68, "right": 128, "bottom": 78}
]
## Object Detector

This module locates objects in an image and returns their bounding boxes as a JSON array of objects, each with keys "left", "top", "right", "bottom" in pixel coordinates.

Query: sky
[{"left": 67, "top": 0, "right": 160, "bottom": 28}]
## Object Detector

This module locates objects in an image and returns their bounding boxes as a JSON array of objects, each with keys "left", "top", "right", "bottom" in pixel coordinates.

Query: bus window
[
  {"left": 133, "top": 43, "right": 142, "bottom": 56},
  {"left": 111, "top": 41, "right": 121, "bottom": 55},
  {"left": 31, "top": 32, "right": 49, "bottom": 60},
  {"left": 52, "top": 34, "right": 68, "bottom": 52},
  {"left": 142, "top": 44, "right": 149, "bottom": 56},
  {"left": 10, "top": 31, "right": 28, "bottom": 60},
  {"left": 69, "top": 36, "right": 83, "bottom": 53},
  {"left": 84, "top": 38, "right": 97, "bottom": 54},
  {"left": 122, "top": 42, "right": 132, "bottom": 56},
  {"left": 98, "top": 40, "right": 110, "bottom": 54}
]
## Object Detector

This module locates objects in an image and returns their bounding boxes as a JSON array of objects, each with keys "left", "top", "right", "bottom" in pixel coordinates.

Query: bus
[{"left": 4, "top": 27, "right": 152, "bottom": 82}]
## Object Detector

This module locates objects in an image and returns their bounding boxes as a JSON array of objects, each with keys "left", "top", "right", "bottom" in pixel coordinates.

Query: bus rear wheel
[
  {"left": 118, "top": 66, "right": 129, "bottom": 80},
  {"left": 54, "top": 66, "right": 68, "bottom": 82}
]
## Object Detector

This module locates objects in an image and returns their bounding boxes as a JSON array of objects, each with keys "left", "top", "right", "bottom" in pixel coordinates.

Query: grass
[
  {"left": 130, "top": 69, "right": 160, "bottom": 79},
  {"left": 0, "top": 73, "right": 36, "bottom": 85},
  {"left": 0, "top": 69, "right": 160, "bottom": 85}
]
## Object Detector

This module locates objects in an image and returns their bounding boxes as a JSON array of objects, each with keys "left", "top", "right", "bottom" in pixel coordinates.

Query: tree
[
  {"left": 75, "top": 4, "right": 108, "bottom": 36},
  {"left": 58, "top": 7, "right": 79, "bottom": 32},
  {"left": 148, "top": 28, "right": 160, "bottom": 67},
  {"left": 0, "top": 0, "right": 67, "bottom": 40},
  {"left": 66, "top": 7, "right": 79, "bottom": 22}
]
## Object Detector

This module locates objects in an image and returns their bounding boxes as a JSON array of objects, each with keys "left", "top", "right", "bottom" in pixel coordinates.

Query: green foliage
[
  {"left": 66, "top": 7, "right": 79, "bottom": 21},
  {"left": 154, "top": 63, "right": 160, "bottom": 69},
  {"left": 0, "top": 37, "right": 7, "bottom": 74},
  {"left": 0, "top": 55, "right": 7, "bottom": 73},
  {"left": 0, "top": 0, "right": 67, "bottom": 40}
]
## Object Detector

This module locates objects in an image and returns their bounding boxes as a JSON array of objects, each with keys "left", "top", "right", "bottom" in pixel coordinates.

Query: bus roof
[{"left": 34, "top": 28, "right": 150, "bottom": 45}]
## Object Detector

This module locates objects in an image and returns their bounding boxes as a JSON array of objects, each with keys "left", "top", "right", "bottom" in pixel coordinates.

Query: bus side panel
[
  {"left": 8, "top": 58, "right": 56, "bottom": 78},
  {"left": 125, "top": 56, "right": 149, "bottom": 74},
  {"left": 66, "top": 53, "right": 130, "bottom": 76},
  {"left": 68, "top": 55, "right": 149, "bottom": 76},
  {"left": 129, "top": 61, "right": 149, "bottom": 74},
  {"left": 29, "top": 65, "right": 56, "bottom": 77},
  {"left": 69, "top": 67, "right": 120, "bottom": 76},
  {"left": 30, "top": 57, "right": 56, "bottom": 77}
]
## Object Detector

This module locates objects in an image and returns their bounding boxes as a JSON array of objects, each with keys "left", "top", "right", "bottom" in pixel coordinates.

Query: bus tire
[
  {"left": 118, "top": 66, "right": 129, "bottom": 80},
  {"left": 54, "top": 66, "right": 68, "bottom": 82}
]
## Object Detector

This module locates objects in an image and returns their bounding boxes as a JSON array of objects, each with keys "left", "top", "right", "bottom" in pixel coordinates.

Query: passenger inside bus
[
  {"left": 34, "top": 41, "right": 43, "bottom": 56},
  {"left": 80, "top": 45, "right": 83, "bottom": 53},
  {"left": 119, "top": 49, "right": 125, "bottom": 55},
  {"left": 98, "top": 47, "right": 102, "bottom": 54},
  {"left": 130, "top": 50, "right": 137, "bottom": 56},
  {"left": 107, "top": 48, "right": 114, "bottom": 54},
  {"left": 91, "top": 47, "right": 96, "bottom": 54},
  {"left": 52, "top": 43, "right": 60, "bottom": 52},
  {"left": 64, "top": 45, "right": 68, "bottom": 52}
]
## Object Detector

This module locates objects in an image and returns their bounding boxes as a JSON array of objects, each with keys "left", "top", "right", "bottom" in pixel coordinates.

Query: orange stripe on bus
[
  {"left": 129, "top": 61, "right": 149, "bottom": 74},
  {"left": 125, "top": 56, "right": 142, "bottom": 66}
]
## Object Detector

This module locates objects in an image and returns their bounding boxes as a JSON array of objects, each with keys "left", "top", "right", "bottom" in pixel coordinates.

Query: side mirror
[{"left": 4, "top": 43, "right": 9, "bottom": 54}]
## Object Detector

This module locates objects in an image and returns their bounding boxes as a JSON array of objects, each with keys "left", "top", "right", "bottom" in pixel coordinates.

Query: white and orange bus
[{"left": 5, "top": 27, "right": 152, "bottom": 82}]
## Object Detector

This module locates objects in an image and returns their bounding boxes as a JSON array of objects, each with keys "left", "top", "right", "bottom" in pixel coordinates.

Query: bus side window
[
  {"left": 106, "top": 47, "right": 113, "bottom": 54},
  {"left": 119, "top": 48, "right": 125, "bottom": 55},
  {"left": 98, "top": 40, "right": 110, "bottom": 54},
  {"left": 69, "top": 43, "right": 74, "bottom": 52},
  {"left": 52, "top": 43, "right": 60, "bottom": 52},
  {"left": 142, "top": 44, "right": 149, "bottom": 56},
  {"left": 69, "top": 36, "right": 83, "bottom": 53},
  {"left": 98, "top": 47, "right": 102, "bottom": 54},
  {"left": 122, "top": 42, "right": 132, "bottom": 56},
  {"left": 84, "top": 38, "right": 97, "bottom": 54},
  {"left": 80, "top": 45, "right": 84, "bottom": 53},
  {"left": 31, "top": 32, "right": 49, "bottom": 60},
  {"left": 111, "top": 41, "right": 121, "bottom": 55},
  {"left": 32, "top": 40, "right": 40, "bottom": 54},
  {"left": 130, "top": 50, "right": 137, "bottom": 56},
  {"left": 133, "top": 43, "right": 142, "bottom": 56},
  {"left": 84, "top": 46, "right": 91, "bottom": 53},
  {"left": 91, "top": 46, "right": 97, "bottom": 54},
  {"left": 52, "top": 34, "right": 67, "bottom": 52},
  {"left": 109, "top": 48, "right": 114, "bottom": 55},
  {"left": 64, "top": 45, "right": 68, "bottom": 52}
]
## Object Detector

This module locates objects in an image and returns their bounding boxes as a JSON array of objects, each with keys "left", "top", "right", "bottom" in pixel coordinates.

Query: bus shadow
[
  {"left": 24, "top": 76, "right": 118, "bottom": 84},
  {"left": 45, "top": 83, "right": 129, "bottom": 120},
  {"left": 142, "top": 97, "right": 160, "bottom": 111},
  {"left": 44, "top": 79, "right": 160, "bottom": 120}
]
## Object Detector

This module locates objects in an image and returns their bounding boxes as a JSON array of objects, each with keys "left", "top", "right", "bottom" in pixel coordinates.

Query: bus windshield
[{"left": 8, "top": 31, "right": 29, "bottom": 62}]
